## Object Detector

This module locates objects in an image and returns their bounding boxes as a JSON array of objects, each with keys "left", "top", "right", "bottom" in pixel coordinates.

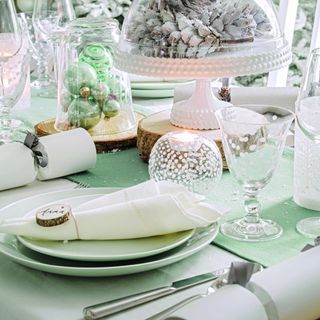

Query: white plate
[
  {"left": 131, "top": 80, "right": 193, "bottom": 90},
  {"left": 17, "top": 194, "right": 194, "bottom": 261},
  {"left": 0, "top": 188, "right": 218, "bottom": 277},
  {"left": 131, "top": 89, "right": 175, "bottom": 98}
]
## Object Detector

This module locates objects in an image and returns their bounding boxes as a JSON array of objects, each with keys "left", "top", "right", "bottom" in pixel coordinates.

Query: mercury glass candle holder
[{"left": 148, "top": 131, "right": 223, "bottom": 194}]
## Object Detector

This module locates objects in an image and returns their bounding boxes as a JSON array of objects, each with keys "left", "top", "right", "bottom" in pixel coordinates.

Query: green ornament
[
  {"left": 64, "top": 62, "right": 97, "bottom": 95},
  {"left": 103, "top": 99, "right": 120, "bottom": 118},
  {"left": 68, "top": 98, "right": 101, "bottom": 129},
  {"left": 79, "top": 44, "right": 113, "bottom": 82},
  {"left": 91, "top": 83, "right": 110, "bottom": 106}
]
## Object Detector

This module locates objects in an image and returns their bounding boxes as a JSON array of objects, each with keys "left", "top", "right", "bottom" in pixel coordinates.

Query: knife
[{"left": 83, "top": 268, "right": 228, "bottom": 320}]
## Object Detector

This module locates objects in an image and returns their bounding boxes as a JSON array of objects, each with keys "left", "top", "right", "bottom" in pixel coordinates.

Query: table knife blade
[{"left": 83, "top": 268, "right": 228, "bottom": 320}]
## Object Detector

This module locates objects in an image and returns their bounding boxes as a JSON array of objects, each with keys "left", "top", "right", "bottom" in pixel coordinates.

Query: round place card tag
[{"left": 36, "top": 204, "right": 71, "bottom": 227}]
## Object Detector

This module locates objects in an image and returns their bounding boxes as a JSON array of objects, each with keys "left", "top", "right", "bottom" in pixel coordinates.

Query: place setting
[
  {"left": 0, "top": 179, "right": 222, "bottom": 277},
  {"left": 2, "top": 0, "right": 320, "bottom": 319}
]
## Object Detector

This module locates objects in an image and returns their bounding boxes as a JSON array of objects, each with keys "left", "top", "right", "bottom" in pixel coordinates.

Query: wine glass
[
  {"left": 295, "top": 48, "right": 320, "bottom": 238},
  {"left": 0, "top": 0, "right": 24, "bottom": 143},
  {"left": 216, "top": 106, "right": 294, "bottom": 241},
  {"left": 18, "top": 13, "right": 56, "bottom": 98},
  {"left": 32, "top": 0, "right": 75, "bottom": 82}
]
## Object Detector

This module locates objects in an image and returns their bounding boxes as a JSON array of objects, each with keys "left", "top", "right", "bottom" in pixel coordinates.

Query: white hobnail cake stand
[{"left": 115, "top": 38, "right": 291, "bottom": 129}]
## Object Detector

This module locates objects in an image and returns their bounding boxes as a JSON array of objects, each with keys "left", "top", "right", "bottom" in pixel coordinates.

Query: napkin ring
[{"left": 23, "top": 132, "right": 48, "bottom": 168}]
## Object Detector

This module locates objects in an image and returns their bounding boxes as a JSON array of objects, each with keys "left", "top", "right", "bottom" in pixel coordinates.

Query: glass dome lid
[{"left": 115, "top": 0, "right": 291, "bottom": 78}]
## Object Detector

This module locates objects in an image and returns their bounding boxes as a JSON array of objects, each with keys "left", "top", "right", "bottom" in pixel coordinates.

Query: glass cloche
[
  {"left": 55, "top": 18, "right": 136, "bottom": 135},
  {"left": 116, "top": 0, "right": 290, "bottom": 77},
  {"left": 115, "top": 0, "right": 291, "bottom": 130}
]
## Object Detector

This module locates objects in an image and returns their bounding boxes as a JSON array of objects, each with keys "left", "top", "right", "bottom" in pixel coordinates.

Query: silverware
[
  {"left": 74, "top": 182, "right": 90, "bottom": 189},
  {"left": 83, "top": 268, "right": 228, "bottom": 320},
  {"left": 148, "top": 262, "right": 263, "bottom": 320},
  {"left": 146, "top": 272, "right": 229, "bottom": 320}
]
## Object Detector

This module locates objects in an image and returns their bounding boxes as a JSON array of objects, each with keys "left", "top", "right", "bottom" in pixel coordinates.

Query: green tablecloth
[{"left": 21, "top": 97, "right": 316, "bottom": 267}]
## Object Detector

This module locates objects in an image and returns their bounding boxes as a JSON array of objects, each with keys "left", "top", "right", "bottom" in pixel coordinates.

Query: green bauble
[
  {"left": 79, "top": 44, "right": 113, "bottom": 82},
  {"left": 64, "top": 62, "right": 97, "bottom": 95},
  {"left": 68, "top": 98, "right": 101, "bottom": 129},
  {"left": 91, "top": 83, "right": 110, "bottom": 106},
  {"left": 103, "top": 99, "right": 120, "bottom": 118}
]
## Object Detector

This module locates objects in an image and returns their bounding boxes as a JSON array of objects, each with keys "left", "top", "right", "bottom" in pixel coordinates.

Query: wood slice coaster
[
  {"left": 137, "top": 110, "right": 227, "bottom": 168},
  {"left": 35, "top": 112, "right": 144, "bottom": 153}
]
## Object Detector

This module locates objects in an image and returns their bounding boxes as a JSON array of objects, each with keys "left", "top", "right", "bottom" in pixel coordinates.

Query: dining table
[{"left": 0, "top": 86, "right": 316, "bottom": 320}]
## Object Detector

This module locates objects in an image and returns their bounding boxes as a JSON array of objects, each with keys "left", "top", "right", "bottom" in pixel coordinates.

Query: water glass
[{"left": 216, "top": 106, "right": 294, "bottom": 241}]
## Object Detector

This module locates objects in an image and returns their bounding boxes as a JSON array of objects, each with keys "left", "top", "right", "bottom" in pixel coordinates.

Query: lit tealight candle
[{"left": 169, "top": 131, "right": 201, "bottom": 152}]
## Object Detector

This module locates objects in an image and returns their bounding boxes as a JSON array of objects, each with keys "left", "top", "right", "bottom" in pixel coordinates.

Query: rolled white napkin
[
  {"left": 37, "top": 128, "right": 97, "bottom": 180},
  {"left": 0, "top": 142, "right": 37, "bottom": 191},
  {"left": 0, "top": 180, "right": 222, "bottom": 240},
  {"left": 174, "top": 85, "right": 298, "bottom": 110},
  {"left": 248, "top": 245, "right": 320, "bottom": 320},
  {"left": 171, "top": 284, "right": 268, "bottom": 320}
]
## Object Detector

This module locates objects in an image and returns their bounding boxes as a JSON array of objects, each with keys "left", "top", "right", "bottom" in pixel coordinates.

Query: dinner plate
[
  {"left": 131, "top": 80, "right": 193, "bottom": 90},
  {"left": 2, "top": 190, "right": 194, "bottom": 261},
  {"left": 131, "top": 89, "right": 175, "bottom": 98},
  {"left": 0, "top": 223, "right": 217, "bottom": 277},
  {"left": 0, "top": 188, "right": 219, "bottom": 276}
]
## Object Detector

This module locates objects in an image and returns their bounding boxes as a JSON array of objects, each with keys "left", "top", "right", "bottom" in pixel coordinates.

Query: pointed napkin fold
[{"left": 0, "top": 180, "right": 224, "bottom": 241}]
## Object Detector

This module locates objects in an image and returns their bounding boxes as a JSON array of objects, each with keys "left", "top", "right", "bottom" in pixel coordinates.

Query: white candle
[{"left": 169, "top": 131, "right": 201, "bottom": 152}]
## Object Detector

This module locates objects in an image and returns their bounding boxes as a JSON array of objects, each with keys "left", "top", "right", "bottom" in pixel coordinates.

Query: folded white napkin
[
  {"left": 0, "top": 180, "right": 223, "bottom": 240},
  {"left": 37, "top": 128, "right": 97, "bottom": 180},
  {"left": 248, "top": 245, "right": 320, "bottom": 320},
  {"left": 172, "top": 284, "right": 268, "bottom": 320},
  {"left": 0, "top": 142, "right": 37, "bottom": 191}
]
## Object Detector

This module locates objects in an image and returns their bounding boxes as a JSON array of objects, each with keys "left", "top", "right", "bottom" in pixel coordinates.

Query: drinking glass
[
  {"left": 0, "top": 0, "right": 24, "bottom": 143},
  {"left": 295, "top": 48, "right": 320, "bottom": 238},
  {"left": 18, "top": 13, "right": 55, "bottom": 98},
  {"left": 32, "top": 0, "right": 75, "bottom": 81},
  {"left": 216, "top": 106, "right": 294, "bottom": 241}
]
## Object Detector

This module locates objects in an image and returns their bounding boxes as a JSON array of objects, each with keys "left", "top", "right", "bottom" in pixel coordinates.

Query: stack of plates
[
  {"left": 0, "top": 188, "right": 218, "bottom": 277},
  {"left": 130, "top": 80, "right": 194, "bottom": 98}
]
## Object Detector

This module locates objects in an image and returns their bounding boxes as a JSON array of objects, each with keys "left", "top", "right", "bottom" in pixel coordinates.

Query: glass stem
[
  {"left": 36, "top": 54, "right": 50, "bottom": 84},
  {"left": 243, "top": 190, "right": 261, "bottom": 224},
  {"left": 51, "top": 37, "right": 60, "bottom": 83}
]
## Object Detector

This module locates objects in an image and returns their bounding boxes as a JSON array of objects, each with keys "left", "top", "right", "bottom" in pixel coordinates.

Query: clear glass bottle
[
  {"left": 55, "top": 17, "right": 135, "bottom": 135},
  {"left": 294, "top": 49, "right": 320, "bottom": 212},
  {"left": 295, "top": 49, "right": 320, "bottom": 237}
]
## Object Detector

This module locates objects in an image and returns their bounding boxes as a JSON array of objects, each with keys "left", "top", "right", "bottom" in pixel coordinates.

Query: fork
[
  {"left": 146, "top": 276, "right": 228, "bottom": 320},
  {"left": 74, "top": 182, "right": 90, "bottom": 189}
]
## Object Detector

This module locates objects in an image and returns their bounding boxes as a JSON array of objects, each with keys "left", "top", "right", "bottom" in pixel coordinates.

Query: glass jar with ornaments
[{"left": 55, "top": 17, "right": 135, "bottom": 135}]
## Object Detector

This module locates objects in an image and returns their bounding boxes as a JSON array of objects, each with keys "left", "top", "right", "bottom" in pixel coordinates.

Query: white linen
[
  {"left": 37, "top": 128, "right": 97, "bottom": 180},
  {"left": 172, "top": 284, "right": 268, "bottom": 320},
  {"left": 248, "top": 245, "right": 320, "bottom": 320},
  {"left": 0, "top": 142, "right": 37, "bottom": 191},
  {"left": 0, "top": 180, "right": 222, "bottom": 240}
]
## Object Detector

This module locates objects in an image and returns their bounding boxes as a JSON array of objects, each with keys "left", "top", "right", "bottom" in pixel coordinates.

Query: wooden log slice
[
  {"left": 35, "top": 112, "right": 144, "bottom": 153},
  {"left": 137, "top": 110, "right": 226, "bottom": 168}
]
